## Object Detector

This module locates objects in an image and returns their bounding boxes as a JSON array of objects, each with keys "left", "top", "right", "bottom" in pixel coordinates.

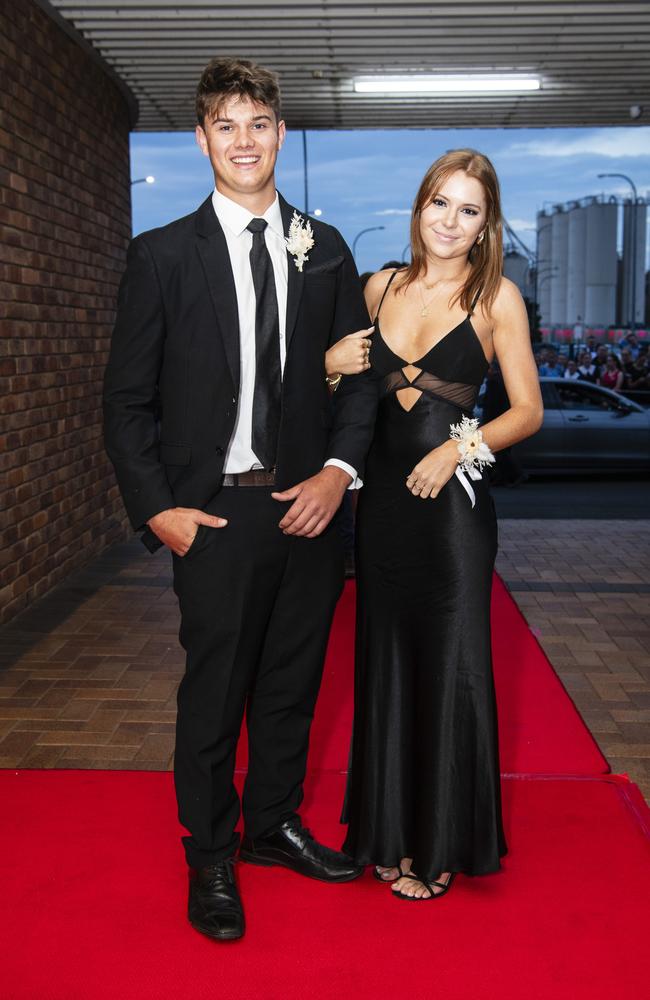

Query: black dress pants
[{"left": 171, "top": 485, "right": 344, "bottom": 868}]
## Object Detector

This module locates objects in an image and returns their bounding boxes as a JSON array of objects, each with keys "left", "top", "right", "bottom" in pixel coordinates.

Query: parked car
[{"left": 512, "top": 378, "right": 650, "bottom": 474}]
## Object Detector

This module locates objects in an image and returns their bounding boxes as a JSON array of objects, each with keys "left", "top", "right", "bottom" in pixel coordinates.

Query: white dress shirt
[
  {"left": 213, "top": 189, "right": 287, "bottom": 473},
  {"left": 212, "top": 189, "right": 358, "bottom": 485}
]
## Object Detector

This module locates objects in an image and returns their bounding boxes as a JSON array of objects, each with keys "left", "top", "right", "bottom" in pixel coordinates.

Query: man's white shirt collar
[{"left": 212, "top": 188, "right": 284, "bottom": 240}]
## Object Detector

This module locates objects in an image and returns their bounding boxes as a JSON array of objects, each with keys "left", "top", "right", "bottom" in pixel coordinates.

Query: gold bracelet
[{"left": 325, "top": 372, "right": 342, "bottom": 391}]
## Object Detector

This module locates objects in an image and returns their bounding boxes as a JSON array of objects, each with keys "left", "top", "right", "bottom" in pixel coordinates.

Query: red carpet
[
  {"left": 1, "top": 573, "right": 644, "bottom": 997},
  {"left": 1, "top": 769, "right": 648, "bottom": 1000},
  {"left": 236, "top": 577, "right": 608, "bottom": 775},
  {"left": 489, "top": 575, "right": 608, "bottom": 775}
]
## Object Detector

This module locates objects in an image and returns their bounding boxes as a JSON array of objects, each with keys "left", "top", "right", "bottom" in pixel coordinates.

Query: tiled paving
[
  {"left": 0, "top": 521, "right": 649, "bottom": 800},
  {"left": 0, "top": 545, "right": 180, "bottom": 771},
  {"left": 498, "top": 520, "right": 650, "bottom": 799}
]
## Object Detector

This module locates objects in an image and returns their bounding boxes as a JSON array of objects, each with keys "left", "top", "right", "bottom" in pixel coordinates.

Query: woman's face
[
  {"left": 419, "top": 170, "right": 487, "bottom": 262},
  {"left": 606, "top": 356, "right": 617, "bottom": 369}
]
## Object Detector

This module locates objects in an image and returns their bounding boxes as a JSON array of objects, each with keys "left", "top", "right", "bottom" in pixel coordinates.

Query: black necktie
[{"left": 247, "top": 218, "right": 281, "bottom": 472}]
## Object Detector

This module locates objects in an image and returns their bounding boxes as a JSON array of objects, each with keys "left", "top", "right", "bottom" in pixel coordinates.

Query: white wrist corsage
[
  {"left": 449, "top": 415, "right": 495, "bottom": 508},
  {"left": 285, "top": 211, "right": 315, "bottom": 272}
]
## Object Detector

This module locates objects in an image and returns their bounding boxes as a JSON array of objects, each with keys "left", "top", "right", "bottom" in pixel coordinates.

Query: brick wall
[{"left": 1, "top": 0, "right": 134, "bottom": 623}]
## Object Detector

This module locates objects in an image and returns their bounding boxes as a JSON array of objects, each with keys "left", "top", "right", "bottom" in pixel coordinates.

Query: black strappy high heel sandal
[{"left": 392, "top": 871, "right": 456, "bottom": 900}]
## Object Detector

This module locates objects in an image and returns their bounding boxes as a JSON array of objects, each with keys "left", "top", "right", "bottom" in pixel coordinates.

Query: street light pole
[
  {"left": 537, "top": 274, "right": 556, "bottom": 291},
  {"left": 598, "top": 172, "right": 638, "bottom": 333},
  {"left": 131, "top": 176, "right": 155, "bottom": 186},
  {"left": 534, "top": 217, "right": 553, "bottom": 320},
  {"left": 534, "top": 259, "right": 557, "bottom": 317},
  {"left": 302, "top": 130, "right": 309, "bottom": 217},
  {"left": 352, "top": 226, "right": 385, "bottom": 262}
]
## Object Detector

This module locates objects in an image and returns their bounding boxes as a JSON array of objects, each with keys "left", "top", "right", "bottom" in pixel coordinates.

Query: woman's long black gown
[{"left": 343, "top": 272, "right": 507, "bottom": 879}]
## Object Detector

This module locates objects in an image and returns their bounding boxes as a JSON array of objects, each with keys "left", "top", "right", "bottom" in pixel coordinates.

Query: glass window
[
  {"left": 540, "top": 381, "right": 560, "bottom": 409},
  {"left": 557, "top": 384, "right": 619, "bottom": 412}
]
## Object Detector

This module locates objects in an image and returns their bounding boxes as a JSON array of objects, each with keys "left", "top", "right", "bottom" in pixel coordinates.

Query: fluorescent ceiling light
[{"left": 354, "top": 75, "right": 541, "bottom": 94}]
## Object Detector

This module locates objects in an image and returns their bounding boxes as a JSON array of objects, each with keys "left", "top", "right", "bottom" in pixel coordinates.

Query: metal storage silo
[
  {"left": 621, "top": 200, "right": 647, "bottom": 327},
  {"left": 503, "top": 250, "right": 532, "bottom": 299},
  {"left": 550, "top": 209, "right": 569, "bottom": 326},
  {"left": 536, "top": 210, "right": 552, "bottom": 326},
  {"left": 567, "top": 204, "right": 587, "bottom": 325},
  {"left": 584, "top": 198, "right": 617, "bottom": 327}
]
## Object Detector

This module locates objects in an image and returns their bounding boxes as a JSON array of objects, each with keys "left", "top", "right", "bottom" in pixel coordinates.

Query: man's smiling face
[{"left": 196, "top": 94, "right": 286, "bottom": 208}]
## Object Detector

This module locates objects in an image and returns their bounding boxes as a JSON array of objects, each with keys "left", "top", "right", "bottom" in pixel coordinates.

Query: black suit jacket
[{"left": 103, "top": 193, "right": 373, "bottom": 551}]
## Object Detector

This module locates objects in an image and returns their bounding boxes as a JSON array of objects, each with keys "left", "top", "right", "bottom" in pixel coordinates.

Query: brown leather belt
[{"left": 222, "top": 470, "right": 276, "bottom": 487}]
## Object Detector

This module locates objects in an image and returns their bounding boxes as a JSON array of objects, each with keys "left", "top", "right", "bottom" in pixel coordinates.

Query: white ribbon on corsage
[
  {"left": 449, "top": 416, "right": 495, "bottom": 509},
  {"left": 454, "top": 464, "right": 484, "bottom": 508}
]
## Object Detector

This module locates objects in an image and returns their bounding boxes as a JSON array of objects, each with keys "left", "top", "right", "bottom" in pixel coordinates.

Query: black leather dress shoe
[
  {"left": 240, "top": 817, "right": 363, "bottom": 883},
  {"left": 188, "top": 859, "right": 244, "bottom": 941}
]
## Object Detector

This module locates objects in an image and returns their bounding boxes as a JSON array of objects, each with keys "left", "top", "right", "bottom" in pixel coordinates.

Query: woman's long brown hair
[{"left": 396, "top": 148, "right": 503, "bottom": 315}]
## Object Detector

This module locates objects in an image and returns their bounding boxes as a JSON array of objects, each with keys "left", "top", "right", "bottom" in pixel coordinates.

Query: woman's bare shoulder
[
  {"left": 364, "top": 268, "right": 401, "bottom": 313},
  {"left": 366, "top": 268, "right": 400, "bottom": 293},
  {"left": 481, "top": 276, "right": 527, "bottom": 329},
  {"left": 492, "top": 275, "right": 526, "bottom": 313}
]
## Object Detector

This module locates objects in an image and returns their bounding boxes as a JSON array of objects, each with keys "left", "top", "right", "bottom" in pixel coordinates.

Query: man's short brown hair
[{"left": 196, "top": 58, "right": 281, "bottom": 126}]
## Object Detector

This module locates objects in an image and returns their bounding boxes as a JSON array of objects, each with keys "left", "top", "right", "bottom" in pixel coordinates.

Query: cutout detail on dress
[{"left": 383, "top": 369, "right": 478, "bottom": 413}]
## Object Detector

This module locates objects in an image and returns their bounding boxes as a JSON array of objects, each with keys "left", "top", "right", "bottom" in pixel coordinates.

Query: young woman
[
  {"left": 598, "top": 354, "right": 624, "bottom": 392},
  {"left": 342, "top": 149, "right": 543, "bottom": 900},
  {"left": 577, "top": 350, "right": 598, "bottom": 383}
]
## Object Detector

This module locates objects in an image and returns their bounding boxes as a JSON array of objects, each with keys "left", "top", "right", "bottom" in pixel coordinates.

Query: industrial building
[
  {"left": 503, "top": 250, "right": 535, "bottom": 302},
  {"left": 536, "top": 196, "right": 648, "bottom": 330}
]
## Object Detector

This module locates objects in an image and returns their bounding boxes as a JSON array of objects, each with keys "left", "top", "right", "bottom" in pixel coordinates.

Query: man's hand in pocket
[{"left": 147, "top": 508, "right": 228, "bottom": 556}]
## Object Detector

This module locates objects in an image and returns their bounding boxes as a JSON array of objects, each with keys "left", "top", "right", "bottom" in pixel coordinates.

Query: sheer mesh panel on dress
[{"left": 382, "top": 370, "right": 478, "bottom": 411}]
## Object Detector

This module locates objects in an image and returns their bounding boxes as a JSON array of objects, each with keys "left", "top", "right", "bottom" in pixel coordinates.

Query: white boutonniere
[
  {"left": 285, "top": 211, "right": 315, "bottom": 272},
  {"left": 449, "top": 415, "right": 495, "bottom": 476}
]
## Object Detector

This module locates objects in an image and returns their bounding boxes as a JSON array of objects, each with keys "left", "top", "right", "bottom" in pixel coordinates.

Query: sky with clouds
[{"left": 131, "top": 126, "right": 650, "bottom": 275}]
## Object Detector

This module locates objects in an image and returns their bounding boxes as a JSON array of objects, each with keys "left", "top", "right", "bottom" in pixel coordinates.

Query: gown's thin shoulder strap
[
  {"left": 373, "top": 269, "right": 400, "bottom": 323},
  {"left": 469, "top": 287, "right": 482, "bottom": 316}
]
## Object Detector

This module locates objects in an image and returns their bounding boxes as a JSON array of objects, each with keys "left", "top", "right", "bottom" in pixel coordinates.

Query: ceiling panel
[{"left": 48, "top": 1, "right": 650, "bottom": 130}]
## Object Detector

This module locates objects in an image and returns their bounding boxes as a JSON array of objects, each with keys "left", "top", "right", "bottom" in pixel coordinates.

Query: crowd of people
[{"left": 534, "top": 332, "right": 650, "bottom": 393}]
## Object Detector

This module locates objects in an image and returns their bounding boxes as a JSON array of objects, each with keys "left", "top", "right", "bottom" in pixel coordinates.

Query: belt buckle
[
  {"left": 253, "top": 469, "right": 274, "bottom": 486},
  {"left": 223, "top": 469, "right": 276, "bottom": 487}
]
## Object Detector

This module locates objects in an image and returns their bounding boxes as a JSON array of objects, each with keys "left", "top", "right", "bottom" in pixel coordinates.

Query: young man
[
  {"left": 538, "top": 348, "right": 564, "bottom": 377},
  {"left": 104, "top": 58, "right": 373, "bottom": 941}
]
